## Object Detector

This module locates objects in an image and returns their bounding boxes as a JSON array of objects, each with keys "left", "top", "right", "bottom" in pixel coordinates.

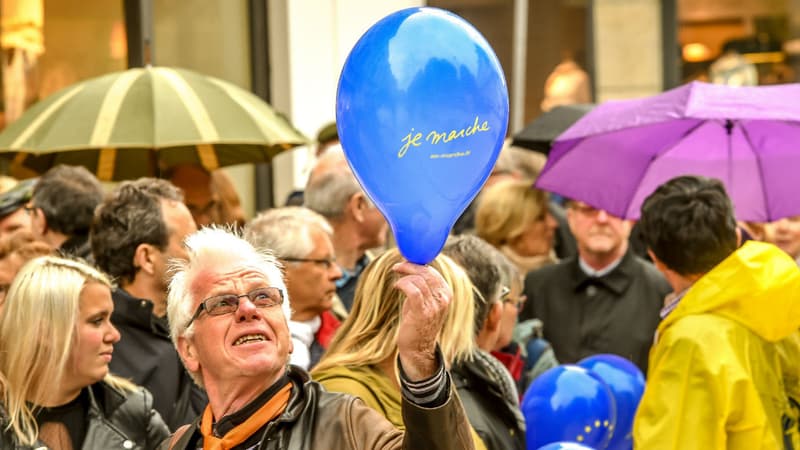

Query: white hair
[
  {"left": 244, "top": 207, "right": 332, "bottom": 259},
  {"left": 167, "top": 227, "right": 290, "bottom": 348}
]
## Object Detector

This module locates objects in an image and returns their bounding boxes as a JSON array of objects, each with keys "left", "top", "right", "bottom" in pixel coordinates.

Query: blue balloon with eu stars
[
  {"left": 522, "top": 364, "right": 617, "bottom": 450},
  {"left": 578, "top": 354, "right": 645, "bottom": 450},
  {"left": 336, "top": 7, "right": 509, "bottom": 264}
]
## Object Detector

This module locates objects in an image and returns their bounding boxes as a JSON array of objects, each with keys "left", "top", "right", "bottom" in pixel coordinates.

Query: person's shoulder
[
  {"left": 96, "top": 377, "right": 153, "bottom": 412},
  {"left": 658, "top": 314, "right": 741, "bottom": 354},
  {"left": 525, "top": 257, "right": 575, "bottom": 288},
  {"left": 528, "top": 257, "right": 573, "bottom": 279},
  {"left": 311, "top": 365, "right": 398, "bottom": 419},
  {"left": 314, "top": 366, "right": 387, "bottom": 397}
]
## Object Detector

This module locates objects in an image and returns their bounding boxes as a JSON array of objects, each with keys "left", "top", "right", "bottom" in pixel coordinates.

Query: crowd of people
[{"left": 0, "top": 129, "right": 797, "bottom": 449}]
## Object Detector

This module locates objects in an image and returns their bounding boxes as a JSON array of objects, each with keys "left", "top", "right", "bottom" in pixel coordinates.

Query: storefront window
[
  {"left": 678, "top": 0, "right": 800, "bottom": 85},
  {"left": 0, "top": 0, "right": 125, "bottom": 175},
  {"left": 153, "top": 0, "right": 255, "bottom": 217},
  {"left": 427, "top": 0, "right": 590, "bottom": 126}
]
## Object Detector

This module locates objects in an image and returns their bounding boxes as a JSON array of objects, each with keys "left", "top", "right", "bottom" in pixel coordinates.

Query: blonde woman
[
  {"left": 475, "top": 179, "right": 558, "bottom": 275},
  {"left": 312, "top": 248, "right": 486, "bottom": 449},
  {"left": 0, "top": 256, "right": 169, "bottom": 449}
]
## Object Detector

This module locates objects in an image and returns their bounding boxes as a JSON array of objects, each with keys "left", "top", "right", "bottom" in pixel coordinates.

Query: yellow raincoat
[{"left": 633, "top": 241, "right": 800, "bottom": 449}]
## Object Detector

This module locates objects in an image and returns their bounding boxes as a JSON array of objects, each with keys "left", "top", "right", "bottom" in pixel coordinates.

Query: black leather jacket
[{"left": 0, "top": 381, "right": 170, "bottom": 449}]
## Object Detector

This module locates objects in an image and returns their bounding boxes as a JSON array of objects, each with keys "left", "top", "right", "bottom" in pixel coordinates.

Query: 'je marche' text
[{"left": 398, "top": 116, "right": 490, "bottom": 158}]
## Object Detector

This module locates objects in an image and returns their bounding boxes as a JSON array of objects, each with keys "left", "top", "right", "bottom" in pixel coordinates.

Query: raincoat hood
[{"left": 658, "top": 241, "right": 800, "bottom": 342}]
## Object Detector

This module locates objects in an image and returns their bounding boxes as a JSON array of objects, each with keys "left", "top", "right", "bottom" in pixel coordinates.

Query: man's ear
[
  {"left": 133, "top": 243, "right": 158, "bottom": 276},
  {"left": 177, "top": 335, "right": 200, "bottom": 373},
  {"left": 647, "top": 249, "right": 662, "bottom": 270},
  {"left": 31, "top": 208, "right": 47, "bottom": 236},
  {"left": 348, "top": 192, "right": 368, "bottom": 223}
]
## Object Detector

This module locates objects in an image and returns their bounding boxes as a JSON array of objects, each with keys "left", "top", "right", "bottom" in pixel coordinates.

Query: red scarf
[{"left": 315, "top": 310, "right": 341, "bottom": 348}]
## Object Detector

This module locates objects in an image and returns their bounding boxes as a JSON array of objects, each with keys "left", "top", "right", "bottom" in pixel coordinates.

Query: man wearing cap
[{"left": 0, "top": 179, "right": 36, "bottom": 239}]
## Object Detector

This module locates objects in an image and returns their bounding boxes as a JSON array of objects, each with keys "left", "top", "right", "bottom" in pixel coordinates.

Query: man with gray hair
[
  {"left": 304, "top": 145, "right": 388, "bottom": 314},
  {"left": 28, "top": 165, "right": 104, "bottom": 260},
  {"left": 245, "top": 206, "right": 343, "bottom": 370},
  {"left": 162, "top": 227, "right": 475, "bottom": 449}
]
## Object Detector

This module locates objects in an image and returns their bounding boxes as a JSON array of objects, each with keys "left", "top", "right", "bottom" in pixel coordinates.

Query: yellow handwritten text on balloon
[{"left": 397, "top": 116, "right": 490, "bottom": 158}]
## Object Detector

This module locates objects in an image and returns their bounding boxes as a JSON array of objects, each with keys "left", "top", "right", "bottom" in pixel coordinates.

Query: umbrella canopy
[
  {"left": 0, "top": 66, "right": 308, "bottom": 181},
  {"left": 512, "top": 104, "right": 594, "bottom": 154},
  {"left": 535, "top": 81, "right": 800, "bottom": 222}
]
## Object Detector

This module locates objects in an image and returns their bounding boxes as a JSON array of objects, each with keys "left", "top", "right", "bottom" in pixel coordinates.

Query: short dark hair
[
  {"left": 442, "top": 234, "right": 502, "bottom": 336},
  {"left": 32, "top": 165, "right": 104, "bottom": 236},
  {"left": 91, "top": 178, "right": 183, "bottom": 284},
  {"left": 639, "top": 175, "right": 737, "bottom": 276}
]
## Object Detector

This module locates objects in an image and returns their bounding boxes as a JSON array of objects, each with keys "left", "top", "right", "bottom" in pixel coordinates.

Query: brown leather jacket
[{"left": 163, "top": 366, "right": 475, "bottom": 450}]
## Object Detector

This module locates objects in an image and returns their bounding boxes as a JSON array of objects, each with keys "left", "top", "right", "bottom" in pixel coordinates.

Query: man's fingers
[
  {"left": 394, "top": 276, "right": 425, "bottom": 300},
  {"left": 393, "top": 262, "right": 449, "bottom": 293}
]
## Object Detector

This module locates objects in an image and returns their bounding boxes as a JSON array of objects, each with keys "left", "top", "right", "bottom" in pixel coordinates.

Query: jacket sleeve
[
  {"left": 633, "top": 332, "right": 726, "bottom": 450},
  {"left": 343, "top": 377, "right": 476, "bottom": 450},
  {"left": 138, "top": 387, "right": 172, "bottom": 449}
]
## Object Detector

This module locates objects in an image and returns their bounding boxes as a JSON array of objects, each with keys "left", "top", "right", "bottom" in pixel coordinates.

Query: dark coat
[
  {"left": 164, "top": 366, "right": 475, "bottom": 450},
  {"left": 521, "top": 248, "right": 671, "bottom": 374},
  {"left": 0, "top": 381, "right": 170, "bottom": 449},
  {"left": 451, "top": 350, "right": 526, "bottom": 450},
  {"left": 110, "top": 288, "right": 207, "bottom": 430}
]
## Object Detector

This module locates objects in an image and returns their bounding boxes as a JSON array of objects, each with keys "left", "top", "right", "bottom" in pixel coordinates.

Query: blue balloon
[
  {"left": 522, "top": 365, "right": 616, "bottom": 450},
  {"left": 336, "top": 7, "right": 509, "bottom": 264},
  {"left": 536, "top": 442, "right": 596, "bottom": 450},
  {"left": 578, "top": 354, "right": 646, "bottom": 450}
]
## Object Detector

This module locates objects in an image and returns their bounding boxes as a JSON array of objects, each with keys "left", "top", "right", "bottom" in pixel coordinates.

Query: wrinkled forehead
[{"left": 190, "top": 265, "right": 282, "bottom": 298}]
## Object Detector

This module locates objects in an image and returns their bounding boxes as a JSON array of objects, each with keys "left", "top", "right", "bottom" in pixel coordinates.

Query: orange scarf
[{"left": 200, "top": 382, "right": 292, "bottom": 450}]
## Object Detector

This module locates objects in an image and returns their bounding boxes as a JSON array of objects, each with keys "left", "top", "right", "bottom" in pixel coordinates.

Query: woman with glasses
[{"left": 0, "top": 256, "right": 170, "bottom": 449}]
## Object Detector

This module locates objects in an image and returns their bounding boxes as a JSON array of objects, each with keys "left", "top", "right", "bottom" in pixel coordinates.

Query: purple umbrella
[{"left": 535, "top": 81, "right": 800, "bottom": 221}]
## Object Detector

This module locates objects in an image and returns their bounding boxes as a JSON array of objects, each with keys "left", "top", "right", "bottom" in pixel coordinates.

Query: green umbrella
[{"left": 0, "top": 66, "right": 308, "bottom": 181}]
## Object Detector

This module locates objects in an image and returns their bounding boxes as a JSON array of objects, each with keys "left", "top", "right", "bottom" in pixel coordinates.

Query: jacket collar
[
  {"left": 277, "top": 367, "right": 311, "bottom": 424},
  {"left": 569, "top": 248, "right": 636, "bottom": 296},
  {"left": 86, "top": 382, "right": 127, "bottom": 420},
  {"left": 111, "top": 288, "right": 170, "bottom": 337}
]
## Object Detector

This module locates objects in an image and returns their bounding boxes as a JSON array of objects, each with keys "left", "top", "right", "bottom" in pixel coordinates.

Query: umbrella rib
[
  {"left": 10, "top": 85, "right": 85, "bottom": 149},
  {"left": 90, "top": 69, "right": 142, "bottom": 145},
  {"left": 623, "top": 119, "right": 709, "bottom": 216},
  {"left": 738, "top": 122, "right": 772, "bottom": 221}
]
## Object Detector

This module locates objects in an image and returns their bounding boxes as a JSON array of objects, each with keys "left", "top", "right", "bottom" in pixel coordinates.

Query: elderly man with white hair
[{"left": 162, "top": 227, "right": 475, "bottom": 450}]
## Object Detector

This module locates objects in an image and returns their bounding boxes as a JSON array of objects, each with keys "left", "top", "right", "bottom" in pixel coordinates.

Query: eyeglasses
[
  {"left": 282, "top": 257, "right": 337, "bottom": 270},
  {"left": 186, "top": 286, "right": 283, "bottom": 328},
  {"left": 501, "top": 286, "right": 527, "bottom": 309}
]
